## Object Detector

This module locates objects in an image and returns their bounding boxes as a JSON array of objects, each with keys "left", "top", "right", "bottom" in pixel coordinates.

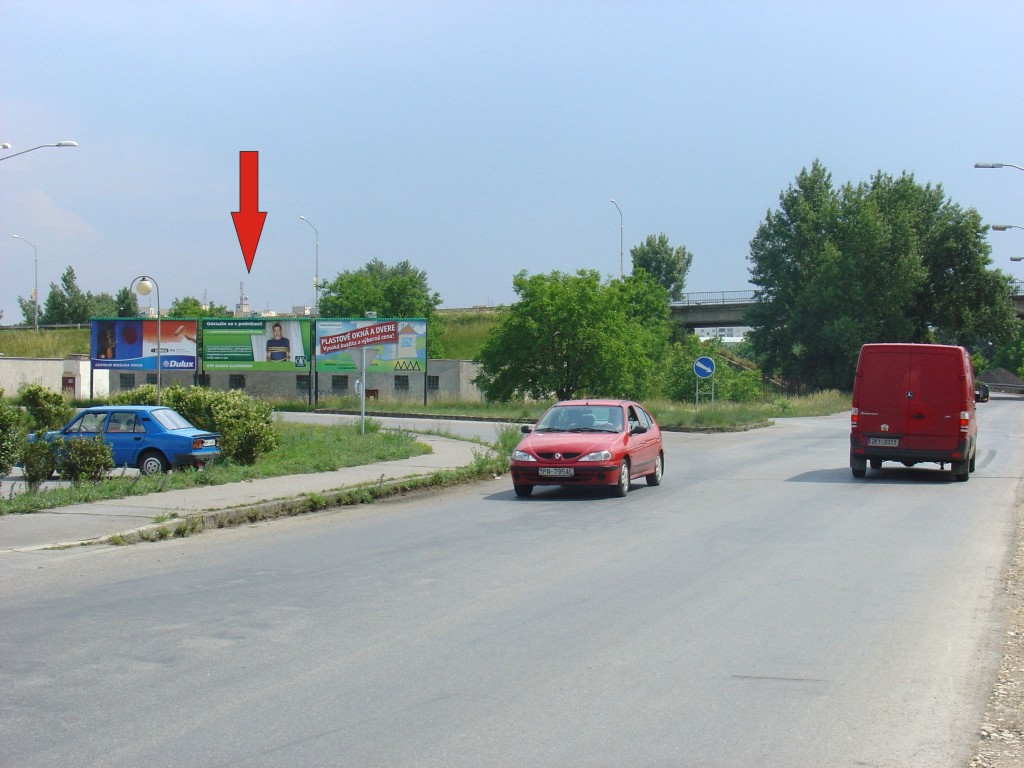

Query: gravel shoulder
[{"left": 972, "top": 497, "right": 1024, "bottom": 767}]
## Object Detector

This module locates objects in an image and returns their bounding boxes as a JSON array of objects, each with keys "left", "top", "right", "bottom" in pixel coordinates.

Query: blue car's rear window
[{"left": 151, "top": 408, "right": 194, "bottom": 431}]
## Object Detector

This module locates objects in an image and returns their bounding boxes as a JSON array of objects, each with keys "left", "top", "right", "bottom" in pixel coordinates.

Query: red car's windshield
[{"left": 534, "top": 405, "right": 624, "bottom": 433}]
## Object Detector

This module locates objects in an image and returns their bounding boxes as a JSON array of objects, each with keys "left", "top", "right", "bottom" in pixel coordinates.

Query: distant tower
[{"left": 235, "top": 281, "right": 250, "bottom": 316}]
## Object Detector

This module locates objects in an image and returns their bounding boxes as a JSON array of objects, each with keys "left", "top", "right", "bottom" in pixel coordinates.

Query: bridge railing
[
  {"left": 672, "top": 290, "right": 756, "bottom": 306},
  {"left": 676, "top": 282, "right": 1024, "bottom": 304}
]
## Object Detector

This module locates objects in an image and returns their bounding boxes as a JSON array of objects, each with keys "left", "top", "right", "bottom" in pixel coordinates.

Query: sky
[{"left": 2, "top": 0, "right": 1023, "bottom": 322}]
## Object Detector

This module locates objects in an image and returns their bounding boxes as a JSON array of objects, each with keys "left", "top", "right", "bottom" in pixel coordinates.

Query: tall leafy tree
[
  {"left": 166, "top": 296, "right": 229, "bottom": 317},
  {"left": 474, "top": 269, "right": 667, "bottom": 401},
  {"left": 747, "top": 161, "right": 1016, "bottom": 390},
  {"left": 89, "top": 292, "right": 117, "bottom": 318},
  {"left": 16, "top": 295, "right": 39, "bottom": 326},
  {"left": 630, "top": 233, "right": 693, "bottom": 301},
  {"left": 115, "top": 287, "right": 140, "bottom": 317},
  {"left": 319, "top": 259, "right": 444, "bottom": 355},
  {"left": 38, "top": 266, "right": 92, "bottom": 325}
]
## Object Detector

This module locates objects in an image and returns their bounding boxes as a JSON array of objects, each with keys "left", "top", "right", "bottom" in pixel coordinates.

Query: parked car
[
  {"left": 850, "top": 343, "right": 977, "bottom": 481},
  {"left": 29, "top": 405, "right": 220, "bottom": 475},
  {"left": 975, "top": 382, "right": 990, "bottom": 403},
  {"left": 509, "top": 399, "right": 664, "bottom": 497}
]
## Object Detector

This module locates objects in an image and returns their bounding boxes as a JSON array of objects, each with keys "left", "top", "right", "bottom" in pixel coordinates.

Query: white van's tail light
[
  {"left": 960, "top": 410, "right": 970, "bottom": 433},
  {"left": 851, "top": 407, "right": 859, "bottom": 432}
]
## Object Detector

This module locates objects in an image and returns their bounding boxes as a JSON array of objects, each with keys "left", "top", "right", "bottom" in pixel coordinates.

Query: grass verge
[
  {"left": 306, "top": 390, "right": 851, "bottom": 430},
  {"left": 1, "top": 419, "right": 430, "bottom": 515}
]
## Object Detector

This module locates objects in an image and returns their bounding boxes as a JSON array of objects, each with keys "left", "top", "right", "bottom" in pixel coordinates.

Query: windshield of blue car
[
  {"left": 151, "top": 408, "right": 195, "bottom": 431},
  {"left": 534, "top": 405, "right": 624, "bottom": 432}
]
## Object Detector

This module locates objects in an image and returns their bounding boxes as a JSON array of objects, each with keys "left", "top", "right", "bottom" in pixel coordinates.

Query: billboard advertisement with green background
[{"left": 201, "top": 318, "right": 311, "bottom": 371}]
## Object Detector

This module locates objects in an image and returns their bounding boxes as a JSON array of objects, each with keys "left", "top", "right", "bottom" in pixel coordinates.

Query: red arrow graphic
[{"left": 231, "top": 151, "right": 267, "bottom": 272}]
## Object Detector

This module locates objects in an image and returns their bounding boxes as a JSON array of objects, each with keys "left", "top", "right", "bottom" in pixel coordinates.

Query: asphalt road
[{"left": 0, "top": 402, "right": 1020, "bottom": 767}]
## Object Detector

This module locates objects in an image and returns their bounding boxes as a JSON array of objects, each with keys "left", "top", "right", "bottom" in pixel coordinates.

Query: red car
[{"left": 510, "top": 399, "right": 664, "bottom": 497}]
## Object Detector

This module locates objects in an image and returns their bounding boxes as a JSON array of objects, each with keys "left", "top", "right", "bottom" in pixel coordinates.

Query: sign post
[{"left": 693, "top": 355, "right": 716, "bottom": 405}]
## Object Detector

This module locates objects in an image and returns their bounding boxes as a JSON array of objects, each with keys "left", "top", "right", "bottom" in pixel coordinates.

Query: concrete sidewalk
[{"left": 0, "top": 434, "right": 482, "bottom": 552}]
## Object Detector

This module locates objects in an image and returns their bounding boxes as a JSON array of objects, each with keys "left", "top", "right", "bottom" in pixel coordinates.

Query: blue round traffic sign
[{"left": 693, "top": 356, "right": 716, "bottom": 379}]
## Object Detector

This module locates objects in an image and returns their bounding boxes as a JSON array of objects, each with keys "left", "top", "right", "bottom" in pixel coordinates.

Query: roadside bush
[
  {"left": 0, "top": 395, "right": 24, "bottom": 478},
  {"left": 18, "top": 383, "right": 74, "bottom": 431},
  {"left": 57, "top": 436, "right": 114, "bottom": 483},
  {"left": 716, "top": 367, "right": 764, "bottom": 404},
  {"left": 21, "top": 439, "right": 58, "bottom": 490},
  {"left": 163, "top": 385, "right": 278, "bottom": 465},
  {"left": 109, "top": 384, "right": 157, "bottom": 405},
  {"left": 209, "top": 391, "right": 278, "bottom": 465},
  {"left": 162, "top": 384, "right": 216, "bottom": 429}
]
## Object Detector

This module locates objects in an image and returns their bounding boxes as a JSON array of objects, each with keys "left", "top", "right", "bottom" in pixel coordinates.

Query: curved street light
[
  {"left": 0, "top": 140, "right": 78, "bottom": 163},
  {"left": 992, "top": 224, "right": 1024, "bottom": 232},
  {"left": 131, "top": 275, "right": 162, "bottom": 404},
  {"left": 975, "top": 162, "right": 1024, "bottom": 172},
  {"left": 11, "top": 235, "right": 39, "bottom": 330},
  {"left": 299, "top": 216, "right": 320, "bottom": 314},
  {"left": 610, "top": 199, "right": 623, "bottom": 278}
]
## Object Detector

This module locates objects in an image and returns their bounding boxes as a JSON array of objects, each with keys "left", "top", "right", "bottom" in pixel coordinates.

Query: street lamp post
[
  {"left": 299, "top": 216, "right": 320, "bottom": 315},
  {"left": 975, "top": 162, "right": 1024, "bottom": 172},
  {"left": 610, "top": 199, "right": 623, "bottom": 278},
  {"left": 992, "top": 224, "right": 1024, "bottom": 232},
  {"left": 0, "top": 140, "right": 78, "bottom": 162},
  {"left": 11, "top": 235, "right": 38, "bottom": 330},
  {"left": 131, "top": 275, "right": 162, "bottom": 405}
]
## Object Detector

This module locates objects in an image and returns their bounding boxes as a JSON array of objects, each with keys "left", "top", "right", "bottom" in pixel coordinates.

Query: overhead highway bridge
[{"left": 671, "top": 281, "right": 1024, "bottom": 329}]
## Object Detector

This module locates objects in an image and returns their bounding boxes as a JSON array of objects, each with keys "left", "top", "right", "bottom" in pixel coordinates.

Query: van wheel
[
  {"left": 969, "top": 453, "right": 977, "bottom": 473},
  {"left": 953, "top": 461, "right": 970, "bottom": 482},
  {"left": 869, "top": 459, "right": 882, "bottom": 470},
  {"left": 851, "top": 454, "right": 866, "bottom": 479}
]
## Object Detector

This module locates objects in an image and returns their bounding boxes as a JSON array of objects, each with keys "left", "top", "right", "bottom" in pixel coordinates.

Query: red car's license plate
[{"left": 539, "top": 467, "right": 574, "bottom": 477}]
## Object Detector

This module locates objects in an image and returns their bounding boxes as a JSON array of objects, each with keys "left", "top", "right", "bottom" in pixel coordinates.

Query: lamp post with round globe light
[
  {"left": 131, "top": 275, "right": 161, "bottom": 404},
  {"left": 11, "top": 235, "right": 39, "bottom": 330}
]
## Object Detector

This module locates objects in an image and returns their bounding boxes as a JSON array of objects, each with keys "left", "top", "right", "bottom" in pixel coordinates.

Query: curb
[{"left": 51, "top": 460, "right": 495, "bottom": 550}]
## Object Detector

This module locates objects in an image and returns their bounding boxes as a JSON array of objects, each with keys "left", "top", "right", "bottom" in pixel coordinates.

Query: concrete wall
[
  {"left": 0, "top": 356, "right": 109, "bottom": 399},
  {"left": 99, "top": 359, "right": 484, "bottom": 403},
  {"left": 0, "top": 357, "right": 483, "bottom": 403}
]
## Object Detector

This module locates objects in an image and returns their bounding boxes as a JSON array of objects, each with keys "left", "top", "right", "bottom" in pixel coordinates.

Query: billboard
[
  {"left": 315, "top": 318, "right": 426, "bottom": 373},
  {"left": 91, "top": 319, "right": 198, "bottom": 371},
  {"left": 201, "top": 318, "right": 311, "bottom": 371}
]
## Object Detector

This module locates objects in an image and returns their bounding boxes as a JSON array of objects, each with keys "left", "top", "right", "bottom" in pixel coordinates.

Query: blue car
[{"left": 31, "top": 405, "right": 220, "bottom": 475}]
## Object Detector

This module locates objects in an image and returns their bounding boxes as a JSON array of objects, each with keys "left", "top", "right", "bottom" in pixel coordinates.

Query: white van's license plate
[
  {"left": 868, "top": 437, "right": 899, "bottom": 447},
  {"left": 539, "top": 467, "right": 574, "bottom": 477}
]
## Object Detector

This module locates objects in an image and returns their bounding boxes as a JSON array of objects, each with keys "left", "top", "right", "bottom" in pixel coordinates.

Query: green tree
[
  {"left": 37, "top": 267, "right": 91, "bottom": 325},
  {"left": 89, "top": 292, "right": 117, "bottom": 318},
  {"left": 167, "top": 296, "right": 229, "bottom": 317},
  {"left": 747, "top": 161, "right": 1016, "bottom": 390},
  {"left": 319, "top": 259, "right": 445, "bottom": 356},
  {"left": 630, "top": 233, "right": 693, "bottom": 301},
  {"left": 16, "top": 296, "right": 39, "bottom": 325},
  {"left": 115, "top": 287, "right": 140, "bottom": 317},
  {"left": 474, "top": 269, "right": 667, "bottom": 401}
]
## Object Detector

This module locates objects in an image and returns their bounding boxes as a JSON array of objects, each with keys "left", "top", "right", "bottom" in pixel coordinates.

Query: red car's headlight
[
  {"left": 512, "top": 450, "right": 537, "bottom": 462},
  {"left": 578, "top": 450, "right": 612, "bottom": 462}
]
